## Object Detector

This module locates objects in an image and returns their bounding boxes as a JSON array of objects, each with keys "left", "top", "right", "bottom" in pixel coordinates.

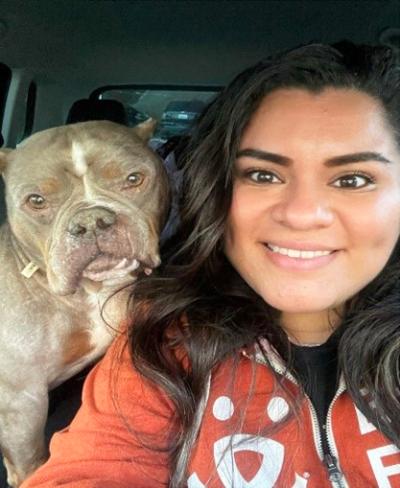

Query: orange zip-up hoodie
[{"left": 22, "top": 332, "right": 400, "bottom": 488}]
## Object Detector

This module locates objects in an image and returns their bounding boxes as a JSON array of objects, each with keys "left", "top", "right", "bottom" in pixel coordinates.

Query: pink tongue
[{"left": 86, "top": 255, "right": 119, "bottom": 272}]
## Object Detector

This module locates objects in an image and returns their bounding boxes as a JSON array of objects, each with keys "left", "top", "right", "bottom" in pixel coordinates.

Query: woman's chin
[{"left": 261, "top": 293, "right": 338, "bottom": 317}]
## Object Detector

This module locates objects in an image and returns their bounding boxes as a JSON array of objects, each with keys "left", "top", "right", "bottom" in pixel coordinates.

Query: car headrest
[{"left": 66, "top": 99, "right": 127, "bottom": 125}]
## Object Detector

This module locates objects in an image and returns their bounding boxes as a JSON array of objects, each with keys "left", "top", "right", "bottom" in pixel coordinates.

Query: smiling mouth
[{"left": 266, "top": 243, "right": 336, "bottom": 259}]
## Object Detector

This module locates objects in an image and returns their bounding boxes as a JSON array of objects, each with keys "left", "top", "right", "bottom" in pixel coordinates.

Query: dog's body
[{"left": 0, "top": 120, "right": 169, "bottom": 486}]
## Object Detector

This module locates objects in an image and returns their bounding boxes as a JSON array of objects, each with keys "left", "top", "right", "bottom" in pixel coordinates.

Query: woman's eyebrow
[
  {"left": 325, "top": 152, "right": 392, "bottom": 166},
  {"left": 236, "top": 148, "right": 291, "bottom": 165},
  {"left": 236, "top": 148, "right": 392, "bottom": 166}
]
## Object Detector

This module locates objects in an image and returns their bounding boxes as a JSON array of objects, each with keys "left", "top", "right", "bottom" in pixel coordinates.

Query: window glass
[
  {"left": 93, "top": 86, "right": 220, "bottom": 143},
  {"left": 0, "top": 62, "right": 11, "bottom": 139}
]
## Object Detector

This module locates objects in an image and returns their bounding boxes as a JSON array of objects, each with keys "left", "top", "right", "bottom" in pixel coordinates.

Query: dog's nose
[{"left": 68, "top": 207, "right": 116, "bottom": 237}]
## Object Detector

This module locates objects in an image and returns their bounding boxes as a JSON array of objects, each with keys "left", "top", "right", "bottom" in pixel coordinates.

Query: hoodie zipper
[
  {"left": 322, "top": 381, "right": 348, "bottom": 488},
  {"left": 304, "top": 393, "right": 347, "bottom": 488},
  {"left": 324, "top": 453, "right": 346, "bottom": 487},
  {"left": 253, "top": 346, "right": 348, "bottom": 487}
]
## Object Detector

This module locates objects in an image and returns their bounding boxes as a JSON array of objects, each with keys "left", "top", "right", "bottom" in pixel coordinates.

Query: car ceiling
[{"left": 0, "top": 0, "right": 399, "bottom": 87}]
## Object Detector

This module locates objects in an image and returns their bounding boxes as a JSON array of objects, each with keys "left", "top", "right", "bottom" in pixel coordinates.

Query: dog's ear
[
  {"left": 132, "top": 118, "right": 157, "bottom": 143},
  {"left": 0, "top": 148, "right": 12, "bottom": 174}
]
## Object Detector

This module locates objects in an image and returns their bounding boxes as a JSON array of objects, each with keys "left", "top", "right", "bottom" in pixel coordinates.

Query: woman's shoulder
[
  {"left": 85, "top": 330, "right": 176, "bottom": 418},
  {"left": 21, "top": 334, "right": 175, "bottom": 488}
]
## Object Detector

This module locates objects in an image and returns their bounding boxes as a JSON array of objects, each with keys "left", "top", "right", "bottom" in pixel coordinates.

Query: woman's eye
[
  {"left": 247, "top": 170, "right": 282, "bottom": 184},
  {"left": 332, "top": 173, "right": 375, "bottom": 189}
]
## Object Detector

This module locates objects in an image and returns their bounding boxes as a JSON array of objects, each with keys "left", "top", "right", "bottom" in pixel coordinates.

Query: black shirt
[{"left": 291, "top": 332, "right": 340, "bottom": 428}]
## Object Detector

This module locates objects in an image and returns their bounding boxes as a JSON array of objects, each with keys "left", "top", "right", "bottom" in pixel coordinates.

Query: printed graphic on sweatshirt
[
  {"left": 188, "top": 393, "right": 400, "bottom": 487},
  {"left": 354, "top": 405, "right": 400, "bottom": 487},
  {"left": 187, "top": 394, "right": 309, "bottom": 487}
]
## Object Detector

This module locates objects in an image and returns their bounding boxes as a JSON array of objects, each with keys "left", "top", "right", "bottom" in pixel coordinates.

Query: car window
[
  {"left": 0, "top": 62, "right": 11, "bottom": 144},
  {"left": 92, "top": 85, "right": 220, "bottom": 144}
]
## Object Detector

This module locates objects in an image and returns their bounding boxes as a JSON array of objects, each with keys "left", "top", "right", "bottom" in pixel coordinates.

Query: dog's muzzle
[
  {"left": 47, "top": 204, "right": 161, "bottom": 295},
  {"left": 67, "top": 207, "right": 116, "bottom": 238}
]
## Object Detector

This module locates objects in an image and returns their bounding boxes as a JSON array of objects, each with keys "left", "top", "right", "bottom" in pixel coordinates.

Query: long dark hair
[{"left": 128, "top": 42, "right": 400, "bottom": 486}]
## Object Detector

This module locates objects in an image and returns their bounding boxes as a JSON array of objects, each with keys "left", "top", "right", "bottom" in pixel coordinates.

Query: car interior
[{"left": 0, "top": 1, "right": 399, "bottom": 486}]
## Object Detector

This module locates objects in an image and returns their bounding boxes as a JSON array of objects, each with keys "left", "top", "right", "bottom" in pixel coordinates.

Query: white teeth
[
  {"left": 268, "top": 244, "right": 331, "bottom": 259},
  {"left": 115, "top": 258, "right": 128, "bottom": 270},
  {"left": 127, "top": 259, "right": 140, "bottom": 271}
]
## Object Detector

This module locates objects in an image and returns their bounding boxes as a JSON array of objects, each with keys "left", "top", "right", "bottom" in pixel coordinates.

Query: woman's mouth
[
  {"left": 264, "top": 243, "right": 338, "bottom": 270},
  {"left": 267, "top": 243, "right": 333, "bottom": 259}
]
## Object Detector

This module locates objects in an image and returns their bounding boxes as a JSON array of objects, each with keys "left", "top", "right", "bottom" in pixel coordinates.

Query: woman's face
[{"left": 224, "top": 88, "right": 400, "bottom": 331}]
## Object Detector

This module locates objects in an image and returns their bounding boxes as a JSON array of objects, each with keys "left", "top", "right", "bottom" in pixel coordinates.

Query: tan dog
[{"left": 0, "top": 120, "right": 169, "bottom": 487}]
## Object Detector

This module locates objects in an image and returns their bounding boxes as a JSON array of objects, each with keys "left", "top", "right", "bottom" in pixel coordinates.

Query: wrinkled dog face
[{"left": 1, "top": 120, "right": 170, "bottom": 295}]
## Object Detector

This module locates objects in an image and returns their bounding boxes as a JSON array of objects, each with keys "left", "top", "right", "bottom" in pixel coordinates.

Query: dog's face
[{"left": 0, "top": 120, "right": 170, "bottom": 295}]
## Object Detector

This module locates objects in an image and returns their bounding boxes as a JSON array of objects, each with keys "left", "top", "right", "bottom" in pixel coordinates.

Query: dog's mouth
[
  {"left": 47, "top": 216, "right": 162, "bottom": 295},
  {"left": 82, "top": 254, "right": 154, "bottom": 282}
]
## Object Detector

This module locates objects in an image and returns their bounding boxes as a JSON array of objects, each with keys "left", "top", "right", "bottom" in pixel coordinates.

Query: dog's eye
[
  {"left": 27, "top": 194, "right": 47, "bottom": 209},
  {"left": 126, "top": 172, "right": 144, "bottom": 187}
]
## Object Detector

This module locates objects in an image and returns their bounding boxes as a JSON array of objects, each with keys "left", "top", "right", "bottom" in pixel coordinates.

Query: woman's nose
[{"left": 270, "top": 183, "right": 334, "bottom": 230}]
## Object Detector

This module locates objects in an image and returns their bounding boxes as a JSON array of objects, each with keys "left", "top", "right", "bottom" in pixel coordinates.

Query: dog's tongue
[
  {"left": 85, "top": 254, "right": 119, "bottom": 273},
  {"left": 82, "top": 255, "right": 141, "bottom": 282}
]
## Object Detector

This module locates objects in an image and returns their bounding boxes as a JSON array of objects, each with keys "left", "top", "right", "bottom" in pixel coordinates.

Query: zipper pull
[{"left": 324, "top": 453, "right": 343, "bottom": 483}]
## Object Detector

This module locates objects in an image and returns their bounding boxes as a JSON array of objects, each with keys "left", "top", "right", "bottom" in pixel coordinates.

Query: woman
[{"left": 23, "top": 42, "right": 400, "bottom": 487}]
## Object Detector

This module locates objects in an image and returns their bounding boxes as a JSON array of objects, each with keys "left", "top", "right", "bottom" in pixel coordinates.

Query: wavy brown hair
[{"left": 128, "top": 42, "right": 400, "bottom": 486}]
